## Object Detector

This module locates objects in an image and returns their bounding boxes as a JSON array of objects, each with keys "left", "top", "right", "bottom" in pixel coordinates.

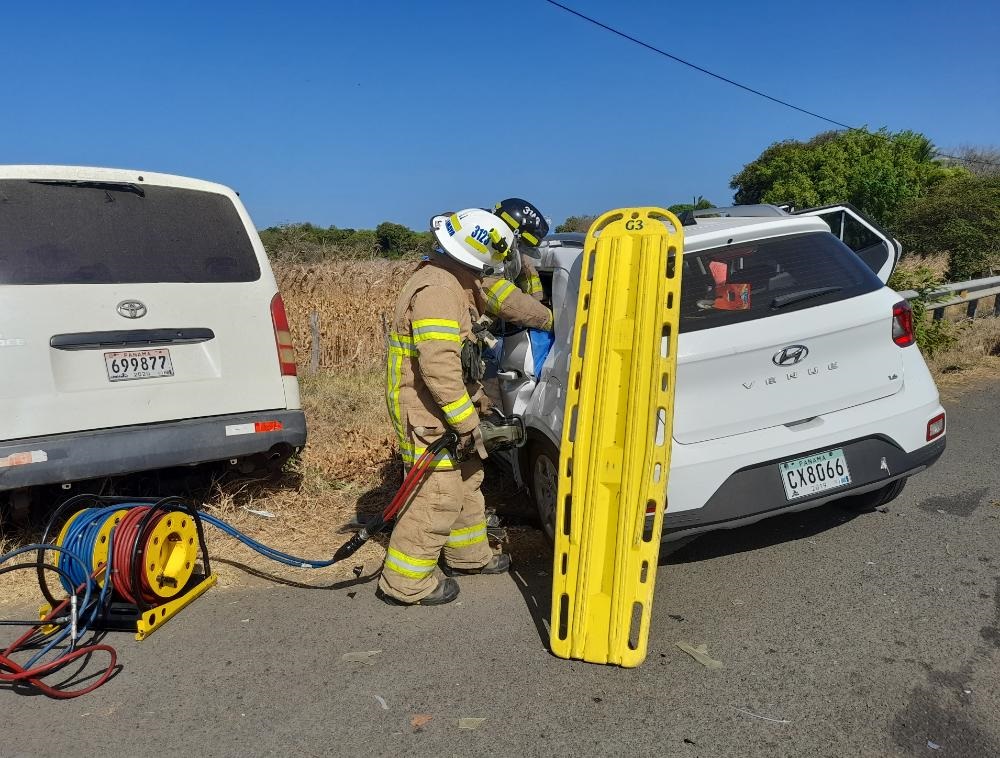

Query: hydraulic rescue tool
[
  {"left": 1, "top": 413, "right": 525, "bottom": 698},
  {"left": 550, "top": 208, "right": 684, "bottom": 667}
]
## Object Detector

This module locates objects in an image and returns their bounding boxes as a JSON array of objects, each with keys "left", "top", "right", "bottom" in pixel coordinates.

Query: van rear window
[
  {"left": 679, "top": 231, "right": 882, "bottom": 333},
  {"left": 0, "top": 180, "right": 260, "bottom": 284}
]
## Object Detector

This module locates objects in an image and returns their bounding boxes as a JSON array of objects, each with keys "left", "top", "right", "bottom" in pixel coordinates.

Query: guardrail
[{"left": 898, "top": 274, "right": 1000, "bottom": 321}]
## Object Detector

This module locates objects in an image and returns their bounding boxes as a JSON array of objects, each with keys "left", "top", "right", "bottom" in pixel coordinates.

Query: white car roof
[
  {"left": 536, "top": 215, "right": 831, "bottom": 270},
  {"left": 0, "top": 165, "right": 237, "bottom": 197},
  {"left": 681, "top": 215, "right": 829, "bottom": 252}
]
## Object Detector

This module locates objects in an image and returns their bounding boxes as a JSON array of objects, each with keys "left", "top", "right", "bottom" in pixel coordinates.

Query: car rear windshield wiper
[
  {"left": 29, "top": 179, "right": 145, "bottom": 198},
  {"left": 770, "top": 286, "right": 842, "bottom": 309}
]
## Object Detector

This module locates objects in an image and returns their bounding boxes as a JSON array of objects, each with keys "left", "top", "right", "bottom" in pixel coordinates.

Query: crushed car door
[
  {"left": 496, "top": 325, "right": 537, "bottom": 416},
  {"left": 496, "top": 269, "right": 557, "bottom": 416},
  {"left": 795, "top": 203, "right": 901, "bottom": 283}
]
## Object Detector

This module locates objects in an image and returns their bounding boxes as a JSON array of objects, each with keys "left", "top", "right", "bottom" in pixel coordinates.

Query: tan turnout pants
[{"left": 378, "top": 458, "right": 493, "bottom": 602}]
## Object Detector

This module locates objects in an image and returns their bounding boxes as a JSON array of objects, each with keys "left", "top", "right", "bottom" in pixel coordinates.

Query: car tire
[
  {"left": 842, "top": 477, "right": 907, "bottom": 512},
  {"left": 526, "top": 438, "right": 560, "bottom": 541}
]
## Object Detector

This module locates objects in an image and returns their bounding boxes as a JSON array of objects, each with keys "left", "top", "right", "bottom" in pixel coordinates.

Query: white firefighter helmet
[{"left": 430, "top": 208, "right": 516, "bottom": 275}]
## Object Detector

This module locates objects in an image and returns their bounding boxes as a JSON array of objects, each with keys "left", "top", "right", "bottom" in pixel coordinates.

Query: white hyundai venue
[
  {"left": 496, "top": 204, "right": 946, "bottom": 540},
  {"left": 0, "top": 166, "right": 306, "bottom": 502}
]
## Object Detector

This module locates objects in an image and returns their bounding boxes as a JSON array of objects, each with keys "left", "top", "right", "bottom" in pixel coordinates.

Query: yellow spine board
[{"left": 550, "top": 207, "right": 683, "bottom": 667}]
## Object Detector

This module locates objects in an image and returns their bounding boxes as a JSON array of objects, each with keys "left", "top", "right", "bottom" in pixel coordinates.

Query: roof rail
[{"left": 677, "top": 204, "right": 791, "bottom": 226}]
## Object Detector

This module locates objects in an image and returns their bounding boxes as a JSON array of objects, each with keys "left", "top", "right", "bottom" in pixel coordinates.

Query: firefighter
[
  {"left": 377, "top": 208, "right": 519, "bottom": 606},
  {"left": 480, "top": 198, "right": 553, "bottom": 329}
]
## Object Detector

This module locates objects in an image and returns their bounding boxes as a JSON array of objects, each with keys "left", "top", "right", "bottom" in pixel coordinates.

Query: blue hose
[
  {"left": 198, "top": 512, "right": 337, "bottom": 568},
  {"left": 0, "top": 543, "right": 100, "bottom": 667}
]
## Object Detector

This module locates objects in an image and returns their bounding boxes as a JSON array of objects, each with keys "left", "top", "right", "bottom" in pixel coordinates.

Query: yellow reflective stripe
[
  {"left": 521, "top": 231, "right": 540, "bottom": 246},
  {"left": 413, "top": 318, "right": 460, "bottom": 329},
  {"left": 412, "top": 318, "right": 462, "bottom": 344},
  {"left": 442, "top": 394, "right": 475, "bottom": 425},
  {"left": 388, "top": 334, "right": 417, "bottom": 356},
  {"left": 401, "top": 442, "right": 457, "bottom": 470},
  {"left": 450, "top": 521, "right": 487, "bottom": 537},
  {"left": 386, "top": 334, "right": 407, "bottom": 449},
  {"left": 500, "top": 211, "right": 520, "bottom": 229},
  {"left": 447, "top": 521, "right": 488, "bottom": 547},
  {"left": 465, "top": 235, "right": 489, "bottom": 255},
  {"left": 449, "top": 213, "right": 462, "bottom": 232},
  {"left": 413, "top": 331, "right": 461, "bottom": 344},
  {"left": 485, "top": 279, "right": 517, "bottom": 314},
  {"left": 524, "top": 274, "right": 543, "bottom": 295},
  {"left": 543, "top": 311, "right": 554, "bottom": 332},
  {"left": 384, "top": 547, "right": 437, "bottom": 579}
]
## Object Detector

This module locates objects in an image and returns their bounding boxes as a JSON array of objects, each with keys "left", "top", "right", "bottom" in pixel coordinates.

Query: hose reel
[{"left": 39, "top": 495, "right": 216, "bottom": 640}]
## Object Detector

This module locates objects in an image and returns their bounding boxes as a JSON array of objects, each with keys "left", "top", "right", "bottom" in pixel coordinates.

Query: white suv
[
  {"left": 496, "top": 204, "right": 946, "bottom": 540},
  {"left": 0, "top": 166, "right": 306, "bottom": 503}
]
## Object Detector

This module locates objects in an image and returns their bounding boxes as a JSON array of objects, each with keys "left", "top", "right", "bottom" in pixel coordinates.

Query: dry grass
[
  {"left": 275, "top": 260, "right": 415, "bottom": 373},
  {"left": 928, "top": 316, "right": 1000, "bottom": 394},
  {"left": 894, "top": 252, "right": 950, "bottom": 280}
]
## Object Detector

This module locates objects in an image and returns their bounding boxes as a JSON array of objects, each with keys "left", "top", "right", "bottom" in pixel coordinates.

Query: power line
[{"left": 542, "top": 0, "right": 1000, "bottom": 168}]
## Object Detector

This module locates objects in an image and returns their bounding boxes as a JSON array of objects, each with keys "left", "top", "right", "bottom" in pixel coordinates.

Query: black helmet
[{"left": 493, "top": 198, "right": 549, "bottom": 246}]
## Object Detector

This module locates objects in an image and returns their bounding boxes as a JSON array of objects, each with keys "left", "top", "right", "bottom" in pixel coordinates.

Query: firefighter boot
[
  {"left": 445, "top": 552, "right": 512, "bottom": 576},
  {"left": 377, "top": 577, "right": 460, "bottom": 606}
]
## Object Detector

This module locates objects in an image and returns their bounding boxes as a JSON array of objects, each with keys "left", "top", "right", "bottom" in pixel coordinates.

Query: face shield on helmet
[{"left": 430, "top": 208, "right": 517, "bottom": 276}]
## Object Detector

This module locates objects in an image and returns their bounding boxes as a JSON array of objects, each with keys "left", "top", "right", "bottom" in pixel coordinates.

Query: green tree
[
  {"left": 375, "top": 221, "right": 417, "bottom": 257},
  {"left": 668, "top": 196, "right": 714, "bottom": 214},
  {"left": 259, "top": 222, "right": 430, "bottom": 263},
  {"left": 730, "top": 128, "right": 962, "bottom": 226},
  {"left": 555, "top": 215, "right": 597, "bottom": 233},
  {"left": 894, "top": 174, "right": 1000, "bottom": 279}
]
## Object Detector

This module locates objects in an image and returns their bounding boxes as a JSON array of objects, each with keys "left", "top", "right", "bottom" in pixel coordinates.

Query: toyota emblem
[
  {"left": 117, "top": 300, "right": 148, "bottom": 319},
  {"left": 772, "top": 344, "right": 809, "bottom": 366}
]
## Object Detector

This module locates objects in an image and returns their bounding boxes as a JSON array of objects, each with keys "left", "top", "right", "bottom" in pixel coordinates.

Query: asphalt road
[{"left": 3, "top": 381, "right": 999, "bottom": 757}]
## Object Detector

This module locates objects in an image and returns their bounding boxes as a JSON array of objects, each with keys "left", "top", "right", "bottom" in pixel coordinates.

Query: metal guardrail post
[{"left": 995, "top": 293, "right": 1000, "bottom": 318}]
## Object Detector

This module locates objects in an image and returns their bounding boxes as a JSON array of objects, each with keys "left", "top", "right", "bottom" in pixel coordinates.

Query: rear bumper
[
  {"left": 663, "top": 434, "right": 945, "bottom": 538},
  {"left": 0, "top": 410, "right": 307, "bottom": 491}
]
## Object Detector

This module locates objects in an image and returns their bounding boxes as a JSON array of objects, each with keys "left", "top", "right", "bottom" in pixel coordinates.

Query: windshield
[
  {"left": 678, "top": 231, "right": 882, "bottom": 333},
  {"left": 0, "top": 180, "right": 260, "bottom": 284}
]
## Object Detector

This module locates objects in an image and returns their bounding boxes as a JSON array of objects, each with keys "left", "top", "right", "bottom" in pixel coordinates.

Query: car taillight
[
  {"left": 270, "top": 293, "right": 297, "bottom": 376},
  {"left": 926, "top": 412, "right": 945, "bottom": 441},
  {"left": 892, "top": 300, "right": 915, "bottom": 347}
]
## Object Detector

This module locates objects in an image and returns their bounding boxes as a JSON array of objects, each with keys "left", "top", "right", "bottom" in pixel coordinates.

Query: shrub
[{"left": 888, "top": 262, "right": 955, "bottom": 356}]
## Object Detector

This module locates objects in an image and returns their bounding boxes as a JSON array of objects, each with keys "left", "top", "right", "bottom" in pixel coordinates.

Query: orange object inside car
[{"left": 709, "top": 259, "right": 751, "bottom": 310}]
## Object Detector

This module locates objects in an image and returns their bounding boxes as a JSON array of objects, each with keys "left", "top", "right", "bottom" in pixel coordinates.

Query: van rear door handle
[{"left": 50, "top": 328, "right": 215, "bottom": 350}]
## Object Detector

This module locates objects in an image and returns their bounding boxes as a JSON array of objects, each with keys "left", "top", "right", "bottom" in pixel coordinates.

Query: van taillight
[
  {"left": 270, "top": 293, "right": 297, "bottom": 376},
  {"left": 892, "top": 301, "right": 915, "bottom": 347}
]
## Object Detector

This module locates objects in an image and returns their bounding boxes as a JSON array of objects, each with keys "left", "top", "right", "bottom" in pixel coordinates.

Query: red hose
[
  {"left": 1, "top": 574, "right": 117, "bottom": 699},
  {"left": 110, "top": 506, "right": 162, "bottom": 604},
  {"left": 0, "top": 645, "right": 117, "bottom": 699}
]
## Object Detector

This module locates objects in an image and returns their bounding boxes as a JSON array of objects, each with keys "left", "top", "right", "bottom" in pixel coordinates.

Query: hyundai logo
[
  {"left": 117, "top": 300, "right": 147, "bottom": 319},
  {"left": 772, "top": 344, "right": 809, "bottom": 366}
]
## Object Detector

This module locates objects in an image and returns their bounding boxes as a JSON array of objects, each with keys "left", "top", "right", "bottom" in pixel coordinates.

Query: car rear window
[
  {"left": 0, "top": 180, "right": 260, "bottom": 284},
  {"left": 679, "top": 231, "right": 882, "bottom": 333}
]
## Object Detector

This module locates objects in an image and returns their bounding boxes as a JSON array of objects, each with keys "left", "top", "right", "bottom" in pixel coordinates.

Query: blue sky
[{"left": 4, "top": 0, "right": 998, "bottom": 230}]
